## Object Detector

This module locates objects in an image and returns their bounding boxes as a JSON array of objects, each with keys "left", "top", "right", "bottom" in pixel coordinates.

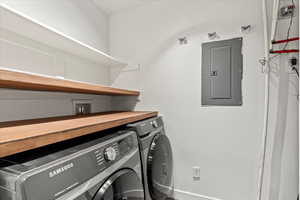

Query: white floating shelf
[{"left": 0, "top": 4, "right": 127, "bottom": 68}]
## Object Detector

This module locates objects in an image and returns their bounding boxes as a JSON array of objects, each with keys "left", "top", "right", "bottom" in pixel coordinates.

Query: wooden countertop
[{"left": 0, "top": 111, "right": 158, "bottom": 157}]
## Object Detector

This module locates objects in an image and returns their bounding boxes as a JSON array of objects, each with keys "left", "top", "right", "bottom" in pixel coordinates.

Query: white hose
[
  {"left": 257, "top": 0, "right": 272, "bottom": 199},
  {"left": 270, "top": 0, "right": 280, "bottom": 46}
]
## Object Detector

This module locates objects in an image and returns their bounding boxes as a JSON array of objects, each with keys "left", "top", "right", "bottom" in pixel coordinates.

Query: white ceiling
[{"left": 93, "top": 0, "right": 159, "bottom": 14}]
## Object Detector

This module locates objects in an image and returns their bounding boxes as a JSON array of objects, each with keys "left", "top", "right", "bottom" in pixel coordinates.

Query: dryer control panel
[{"left": 128, "top": 117, "right": 163, "bottom": 137}]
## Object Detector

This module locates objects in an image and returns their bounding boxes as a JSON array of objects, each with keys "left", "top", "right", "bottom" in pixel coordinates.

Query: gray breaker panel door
[{"left": 202, "top": 38, "right": 243, "bottom": 106}]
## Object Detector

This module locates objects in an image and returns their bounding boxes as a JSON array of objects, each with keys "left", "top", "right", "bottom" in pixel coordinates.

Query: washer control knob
[
  {"left": 151, "top": 120, "right": 158, "bottom": 128},
  {"left": 104, "top": 147, "right": 117, "bottom": 161}
]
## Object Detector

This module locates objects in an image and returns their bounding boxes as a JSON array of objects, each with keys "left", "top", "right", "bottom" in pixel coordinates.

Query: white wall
[
  {"left": 0, "top": 89, "right": 111, "bottom": 122},
  {"left": 109, "top": 0, "right": 266, "bottom": 200},
  {"left": 0, "top": 0, "right": 109, "bottom": 52},
  {"left": 0, "top": 0, "right": 112, "bottom": 122}
]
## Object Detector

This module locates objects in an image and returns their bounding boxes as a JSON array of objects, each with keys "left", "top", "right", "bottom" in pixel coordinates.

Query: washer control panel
[
  {"left": 151, "top": 120, "right": 159, "bottom": 128},
  {"left": 104, "top": 146, "right": 117, "bottom": 161},
  {"left": 94, "top": 143, "right": 119, "bottom": 168},
  {"left": 93, "top": 134, "right": 134, "bottom": 169}
]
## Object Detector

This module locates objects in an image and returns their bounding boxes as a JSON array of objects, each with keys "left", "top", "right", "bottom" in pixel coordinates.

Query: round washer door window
[
  {"left": 147, "top": 134, "right": 173, "bottom": 200},
  {"left": 93, "top": 169, "right": 144, "bottom": 200}
]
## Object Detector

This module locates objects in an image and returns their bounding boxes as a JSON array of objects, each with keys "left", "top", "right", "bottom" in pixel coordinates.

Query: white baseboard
[{"left": 174, "top": 189, "right": 224, "bottom": 200}]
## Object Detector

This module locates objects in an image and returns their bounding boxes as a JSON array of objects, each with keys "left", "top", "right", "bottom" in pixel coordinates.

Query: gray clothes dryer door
[{"left": 128, "top": 117, "right": 174, "bottom": 200}]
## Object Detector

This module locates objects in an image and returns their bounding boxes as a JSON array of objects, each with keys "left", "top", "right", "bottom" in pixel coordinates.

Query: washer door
[
  {"left": 147, "top": 134, "right": 173, "bottom": 200},
  {"left": 93, "top": 169, "right": 144, "bottom": 200}
]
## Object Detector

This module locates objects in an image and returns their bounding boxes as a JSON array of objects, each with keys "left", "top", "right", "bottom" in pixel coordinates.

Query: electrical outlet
[
  {"left": 192, "top": 167, "right": 201, "bottom": 181},
  {"left": 73, "top": 100, "right": 92, "bottom": 115}
]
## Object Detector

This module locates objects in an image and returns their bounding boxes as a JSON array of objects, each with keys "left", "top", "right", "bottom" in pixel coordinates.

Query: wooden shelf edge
[
  {"left": 0, "top": 68, "right": 140, "bottom": 96},
  {"left": 0, "top": 111, "right": 158, "bottom": 158}
]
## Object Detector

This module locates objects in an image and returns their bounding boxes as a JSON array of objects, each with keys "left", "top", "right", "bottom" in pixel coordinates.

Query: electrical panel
[{"left": 202, "top": 38, "right": 243, "bottom": 106}]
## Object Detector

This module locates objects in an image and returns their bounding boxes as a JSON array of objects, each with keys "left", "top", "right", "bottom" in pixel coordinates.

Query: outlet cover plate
[
  {"left": 73, "top": 99, "right": 92, "bottom": 115},
  {"left": 192, "top": 166, "right": 201, "bottom": 181}
]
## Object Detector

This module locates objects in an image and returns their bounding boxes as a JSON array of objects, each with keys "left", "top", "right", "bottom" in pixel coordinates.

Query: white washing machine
[{"left": 0, "top": 131, "right": 144, "bottom": 200}]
